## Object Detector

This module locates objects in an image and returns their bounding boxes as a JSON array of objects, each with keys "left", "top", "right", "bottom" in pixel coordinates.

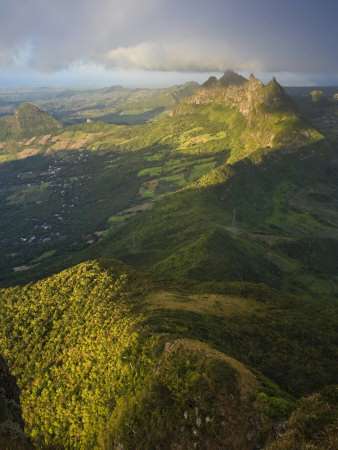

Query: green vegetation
[
  {"left": 0, "top": 103, "right": 61, "bottom": 140},
  {"left": 138, "top": 166, "right": 163, "bottom": 177},
  {"left": 0, "top": 74, "right": 337, "bottom": 449},
  {"left": 267, "top": 386, "right": 338, "bottom": 450},
  {"left": 1, "top": 260, "right": 337, "bottom": 448},
  {"left": 0, "top": 262, "right": 157, "bottom": 448},
  {"left": 0, "top": 262, "right": 299, "bottom": 449},
  {"left": 0, "top": 82, "right": 200, "bottom": 127},
  {"left": 101, "top": 339, "right": 287, "bottom": 450}
]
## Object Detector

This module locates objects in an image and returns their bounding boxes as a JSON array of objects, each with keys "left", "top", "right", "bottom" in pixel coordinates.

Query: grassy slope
[
  {"left": 0, "top": 141, "right": 229, "bottom": 285},
  {"left": 96, "top": 138, "right": 338, "bottom": 299}
]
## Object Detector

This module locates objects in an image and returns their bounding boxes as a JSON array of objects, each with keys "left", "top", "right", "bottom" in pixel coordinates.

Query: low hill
[
  {"left": 0, "top": 82, "right": 200, "bottom": 126},
  {"left": 0, "top": 102, "right": 61, "bottom": 140}
]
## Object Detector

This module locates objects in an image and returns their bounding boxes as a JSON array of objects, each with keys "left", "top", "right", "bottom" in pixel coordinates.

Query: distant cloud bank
[
  {"left": 1, "top": 0, "right": 338, "bottom": 86},
  {"left": 104, "top": 41, "right": 260, "bottom": 72}
]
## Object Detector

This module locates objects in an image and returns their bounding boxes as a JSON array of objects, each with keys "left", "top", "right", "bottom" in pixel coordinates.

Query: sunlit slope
[
  {"left": 0, "top": 73, "right": 322, "bottom": 164},
  {"left": 98, "top": 138, "right": 338, "bottom": 296},
  {"left": 0, "top": 75, "right": 337, "bottom": 450},
  {"left": 1, "top": 260, "right": 337, "bottom": 448},
  {"left": 0, "top": 74, "right": 329, "bottom": 289},
  {"left": 173, "top": 74, "right": 322, "bottom": 162}
]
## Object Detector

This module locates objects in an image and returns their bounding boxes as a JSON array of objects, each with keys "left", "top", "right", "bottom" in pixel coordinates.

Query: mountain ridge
[
  {"left": 0, "top": 73, "right": 337, "bottom": 449},
  {"left": 173, "top": 72, "right": 322, "bottom": 162}
]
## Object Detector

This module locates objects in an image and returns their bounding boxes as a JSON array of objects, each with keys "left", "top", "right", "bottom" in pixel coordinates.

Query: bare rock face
[
  {"left": 184, "top": 72, "right": 292, "bottom": 118},
  {"left": 0, "top": 356, "right": 32, "bottom": 449}
]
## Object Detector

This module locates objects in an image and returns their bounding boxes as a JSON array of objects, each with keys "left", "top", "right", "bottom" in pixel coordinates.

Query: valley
[{"left": 0, "top": 72, "right": 337, "bottom": 449}]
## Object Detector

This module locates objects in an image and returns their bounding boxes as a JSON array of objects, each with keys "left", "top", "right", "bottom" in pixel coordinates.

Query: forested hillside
[
  {"left": 1, "top": 261, "right": 337, "bottom": 448},
  {"left": 0, "top": 73, "right": 337, "bottom": 449}
]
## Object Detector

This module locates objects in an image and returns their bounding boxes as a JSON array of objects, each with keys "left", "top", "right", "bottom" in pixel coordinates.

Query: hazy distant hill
[
  {"left": 0, "top": 82, "right": 200, "bottom": 125},
  {"left": 0, "top": 102, "right": 61, "bottom": 139}
]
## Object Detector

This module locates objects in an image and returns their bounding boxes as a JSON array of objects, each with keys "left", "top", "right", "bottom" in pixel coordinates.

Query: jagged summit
[
  {"left": 267, "top": 77, "right": 285, "bottom": 93},
  {"left": 248, "top": 73, "right": 263, "bottom": 87},
  {"left": 202, "top": 70, "right": 247, "bottom": 88},
  {"left": 264, "top": 77, "right": 294, "bottom": 111},
  {"left": 202, "top": 75, "right": 219, "bottom": 88},
  {"left": 173, "top": 72, "right": 321, "bottom": 159},
  {"left": 219, "top": 70, "right": 247, "bottom": 87},
  {"left": 185, "top": 73, "right": 296, "bottom": 116}
]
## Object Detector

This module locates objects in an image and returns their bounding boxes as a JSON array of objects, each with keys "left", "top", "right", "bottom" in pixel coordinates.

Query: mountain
[
  {"left": 219, "top": 69, "right": 248, "bottom": 86},
  {"left": 203, "top": 70, "right": 247, "bottom": 88},
  {"left": 176, "top": 73, "right": 321, "bottom": 162},
  {"left": 0, "top": 102, "right": 61, "bottom": 139},
  {"left": 0, "top": 73, "right": 337, "bottom": 449}
]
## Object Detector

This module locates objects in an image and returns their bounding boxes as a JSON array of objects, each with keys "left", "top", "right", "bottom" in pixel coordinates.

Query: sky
[{"left": 1, "top": 0, "right": 338, "bottom": 88}]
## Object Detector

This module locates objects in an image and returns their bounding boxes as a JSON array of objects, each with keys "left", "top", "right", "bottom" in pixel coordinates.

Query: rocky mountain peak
[
  {"left": 247, "top": 74, "right": 264, "bottom": 91},
  {"left": 202, "top": 71, "right": 247, "bottom": 89},
  {"left": 219, "top": 70, "right": 247, "bottom": 87},
  {"left": 264, "top": 77, "right": 294, "bottom": 111},
  {"left": 202, "top": 75, "right": 219, "bottom": 88}
]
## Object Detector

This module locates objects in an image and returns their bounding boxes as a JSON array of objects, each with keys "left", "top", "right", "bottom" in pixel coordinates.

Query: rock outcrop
[{"left": 182, "top": 72, "right": 293, "bottom": 117}]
